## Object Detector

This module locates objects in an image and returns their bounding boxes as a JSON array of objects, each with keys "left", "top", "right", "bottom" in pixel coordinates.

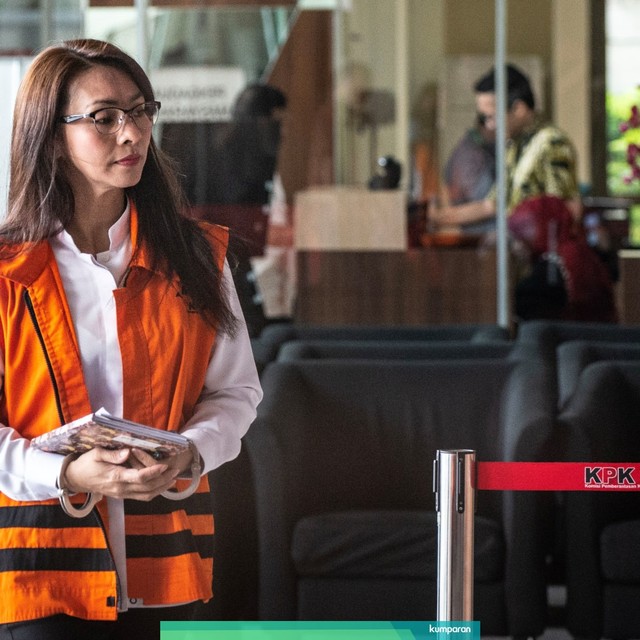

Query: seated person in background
[
  {"left": 444, "top": 115, "right": 496, "bottom": 205},
  {"left": 431, "top": 64, "right": 581, "bottom": 230},
  {"left": 442, "top": 115, "right": 496, "bottom": 234},
  {"left": 508, "top": 195, "right": 618, "bottom": 324}
]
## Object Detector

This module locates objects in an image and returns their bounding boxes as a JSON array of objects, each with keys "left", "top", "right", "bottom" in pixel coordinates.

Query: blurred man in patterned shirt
[{"left": 432, "top": 64, "right": 581, "bottom": 230}]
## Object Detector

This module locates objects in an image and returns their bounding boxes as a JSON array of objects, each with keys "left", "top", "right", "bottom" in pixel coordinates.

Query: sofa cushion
[
  {"left": 291, "top": 509, "right": 504, "bottom": 582},
  {"left": 601, "top": 519, "right": 640, "bottom": 583}
]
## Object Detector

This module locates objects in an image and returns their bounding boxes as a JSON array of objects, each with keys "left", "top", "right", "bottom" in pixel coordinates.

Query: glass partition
[
  {"left": 86, "top": 5, "right": 295, "bottom": 79},
  {"left": 0, "top": 2, "right": 611, "bottom": 212},
  {"left": 0, "top": 0, "right": 83, "bottom": 54}
]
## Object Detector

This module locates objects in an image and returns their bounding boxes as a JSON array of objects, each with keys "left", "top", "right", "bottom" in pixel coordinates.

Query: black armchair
[
  {"left": 245, "top": 358, "right": 556, "bottom": 636},
  {"left": 560, "top": 361, "right": 640, "bottom": 639},
  {"left": 516, "top": 320, "right": 640, "bottom": 369},
  {"left": 251, "top": 323, "right": 512, "bottom": 373},
  {"left": 556, "top": 340, "right": 640, "bottom": 409},
  {"left": 277, "top": 339, "right": 514, "bottom": 363}
]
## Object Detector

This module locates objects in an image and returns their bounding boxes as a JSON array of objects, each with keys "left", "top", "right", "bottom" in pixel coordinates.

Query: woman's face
[{"left": 59, "top": 65, "right": 152, "bottom": 201}]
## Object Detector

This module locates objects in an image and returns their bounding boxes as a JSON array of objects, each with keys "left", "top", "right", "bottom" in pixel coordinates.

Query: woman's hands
[{"left": 62, "top": 446, "right": 195, "bottom": 502}]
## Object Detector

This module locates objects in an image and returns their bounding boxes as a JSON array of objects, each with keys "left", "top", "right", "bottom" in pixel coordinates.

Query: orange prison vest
[{"left": 0, "top": 205, "right": 228, "bottom": 623}]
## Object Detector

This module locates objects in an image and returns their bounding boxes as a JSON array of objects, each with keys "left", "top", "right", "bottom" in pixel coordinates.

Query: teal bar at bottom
[{"left": 160, "top": 620, "right": 480, "bottom": 640}]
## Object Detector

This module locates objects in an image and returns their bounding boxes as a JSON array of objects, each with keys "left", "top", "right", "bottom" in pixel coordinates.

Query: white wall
[
  {"left": 333, "top": 0, "right": 445, "bottom": 187},
  {"left": 552, "top": 0, "right": 591, "bottom": 188}
]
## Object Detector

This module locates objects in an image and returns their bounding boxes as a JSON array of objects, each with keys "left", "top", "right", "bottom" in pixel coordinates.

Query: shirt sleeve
[
  {"left": 180, "top": 260, "right": 263, "bottom": 473},
  {"left": 0, "top": 424, "right": 65, "bottom": 501}
]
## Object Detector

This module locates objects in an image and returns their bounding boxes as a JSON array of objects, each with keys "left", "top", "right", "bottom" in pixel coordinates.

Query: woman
[
  {"left": 0, "top": 39, "right": 262, "bottom": 639},
  {"left": 508, "top": 194, "right": 618, "bottom": 323}
]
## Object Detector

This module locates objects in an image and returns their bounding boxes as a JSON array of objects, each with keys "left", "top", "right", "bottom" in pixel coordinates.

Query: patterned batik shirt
[{"left": 506, "top": 117, "right": 579, "bottom": 210}]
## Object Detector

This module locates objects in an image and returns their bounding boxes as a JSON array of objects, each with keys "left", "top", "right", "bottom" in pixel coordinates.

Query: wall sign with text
[{"left": 151, "top": 66, "right": 246, "bottom": 123}]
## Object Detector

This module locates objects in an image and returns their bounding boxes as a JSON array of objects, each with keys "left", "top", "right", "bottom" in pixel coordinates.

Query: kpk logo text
[{"left": 584, "top": 466, "right": 638, "bottom": 488}]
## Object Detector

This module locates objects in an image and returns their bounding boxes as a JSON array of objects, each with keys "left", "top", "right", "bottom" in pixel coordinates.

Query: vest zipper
[
  {"left": 24, "top": 291, "right": 121, "bottom": 611},
  {"left": 23, "top": 290, "right": 65, "bottom": 426},
  {"left": 92, "top": 505, "right": 122, "bottom": 610}
]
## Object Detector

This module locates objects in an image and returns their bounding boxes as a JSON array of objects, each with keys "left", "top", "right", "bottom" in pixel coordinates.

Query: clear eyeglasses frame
[{"left": 59, "top": 100, "right": 161, "bottom": 135}]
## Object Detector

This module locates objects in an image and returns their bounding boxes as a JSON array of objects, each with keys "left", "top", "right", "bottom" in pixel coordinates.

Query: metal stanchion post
[{"left": 434, "top": 449, "right": 476, "bottom": 622}]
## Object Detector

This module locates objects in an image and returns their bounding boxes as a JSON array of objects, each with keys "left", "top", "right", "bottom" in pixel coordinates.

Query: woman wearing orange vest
[{"left": 0, "top": 39, "right": 262, "bottom": 639}]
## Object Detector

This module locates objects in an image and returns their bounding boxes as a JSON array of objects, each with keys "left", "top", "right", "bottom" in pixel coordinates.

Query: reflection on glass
[
  {"left": 0, "top": 0, "right": 82, "bottom": 55},
  {"left": 85, "top": 4, "right": 297, "bottom": 204},
  {"left": 85, "top": 6, "right": 295, "bottom": 82}
]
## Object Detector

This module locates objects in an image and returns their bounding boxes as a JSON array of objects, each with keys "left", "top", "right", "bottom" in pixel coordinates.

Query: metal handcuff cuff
[
  {"left": 56, "top": 439, "right": 202, "bottom": 518},
  {"left": 161, "top": 439, "right": 202, "bottom": 501},
  {"left": 56, "top": 453, "right": 102, "bottom": 518}
]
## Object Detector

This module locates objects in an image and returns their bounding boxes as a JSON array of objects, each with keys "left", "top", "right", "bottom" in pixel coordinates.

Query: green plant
[{"left": 619, "top": 103, "right": 640, "bottom": 184}]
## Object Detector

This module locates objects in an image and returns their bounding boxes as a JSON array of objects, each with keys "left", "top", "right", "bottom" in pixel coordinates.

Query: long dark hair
[{"left": 4, "top": 38, "right": 237, "bottom": 336}]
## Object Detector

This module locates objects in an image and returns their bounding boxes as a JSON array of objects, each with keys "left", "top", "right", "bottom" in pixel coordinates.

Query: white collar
[{"left": 55, "top": 200, "right": 131, "bottom": 257}]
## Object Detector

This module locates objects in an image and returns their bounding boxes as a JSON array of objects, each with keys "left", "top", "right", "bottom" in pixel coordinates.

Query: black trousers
[{"left": 0, "top": 603, "right": 197, "bottom": 640}]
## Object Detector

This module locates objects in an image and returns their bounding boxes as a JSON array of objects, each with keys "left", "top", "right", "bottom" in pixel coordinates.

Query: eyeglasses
[{"left": 59, "top": 101, "right": 161, "bottom": 135}]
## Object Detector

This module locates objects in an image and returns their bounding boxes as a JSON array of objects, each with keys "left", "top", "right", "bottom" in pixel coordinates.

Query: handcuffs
[
  {"left": 56, "top": 453, "right": 102, "bottom": 518},
  {"left": 56, "top": 439, "right": 202, "bottom": 518},
  {"left": 161, "top": 439, "right": 202, "bottom": 501}
]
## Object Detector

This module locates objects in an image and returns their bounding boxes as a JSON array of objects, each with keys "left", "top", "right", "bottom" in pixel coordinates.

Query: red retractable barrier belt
[{"left": 476, "top": 461, "right": 640, "bottom": 491}]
